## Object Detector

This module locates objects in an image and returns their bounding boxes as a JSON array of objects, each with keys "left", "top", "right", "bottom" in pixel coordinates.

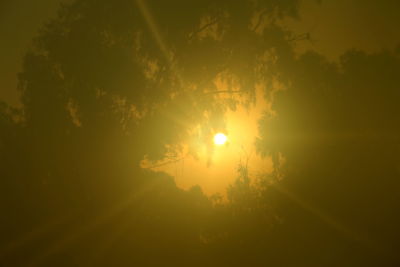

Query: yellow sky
[
  {"left": 2, "top": 0, "right": 399, "bottom": 195},
  {"left": 284, "top": 0, "right": 400, "bottom": 61},
  {"left": 144, "top": 86, "right": 274, "bottom": 195},
  {"left": 2, "top": 1, "right": 400, "bottom": 106}
]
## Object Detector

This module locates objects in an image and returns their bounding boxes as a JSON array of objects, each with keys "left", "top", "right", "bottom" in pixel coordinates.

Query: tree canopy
[{"left": 1, "top": 0, "right": 400, "bottom": 266}]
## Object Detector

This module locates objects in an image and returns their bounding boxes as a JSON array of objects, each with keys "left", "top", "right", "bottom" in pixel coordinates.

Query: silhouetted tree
[
  {"left": 0, "top": 0, "right": 301, "bottom": 266},
  {"left": 256, "top": 49, "right": 400, "bottom": 265}
]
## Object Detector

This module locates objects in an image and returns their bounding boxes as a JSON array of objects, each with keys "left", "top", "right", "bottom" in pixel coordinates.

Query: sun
[{"left": 213, "top": 133, "right": 227, "bottom": 146}]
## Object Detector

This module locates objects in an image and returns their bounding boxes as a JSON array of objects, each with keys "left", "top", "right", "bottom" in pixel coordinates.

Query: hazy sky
[
  {"left": 286, "top": 0, "right": 400, "bottom": 60},
  {"left": 1, "top": 0, "right": 399, "bottom": 106},
  {"left": 147, "top": 85, "right": 273, "bottom": 195},
  {"left": 1, "top": 0, "right": 399, "bottom": 195},
  {"left": 1, "top": 1, "right": 399, "bottom": 264}
]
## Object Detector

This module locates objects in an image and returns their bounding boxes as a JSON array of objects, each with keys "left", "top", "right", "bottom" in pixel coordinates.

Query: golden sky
[
  {"left": 1, "top": 0, "right": 399, "bottom": 195},
  {"left": 1, "top": 1, "right": 400, "bottom": 264},
  {"left": 2, "top": 0, "right": 399, "bottom": 106},
  {"left": 143, "top": 85, "right": 273, "bottom": 195},
  {"left": 285, "top": 0, "right": 400, "bottom": 60}
]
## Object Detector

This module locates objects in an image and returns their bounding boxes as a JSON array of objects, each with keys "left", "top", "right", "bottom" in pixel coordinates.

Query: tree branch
[
  {"left": 253, "top": 10, "right": 268, "bottom": 32},
  {"left": 204, "top": 90, "right": 244, "bottom": 95},
  {"left": 147, "top": 157, "right": 185, "bottom": 169},
  {"left": 287, "top": 32, "right": 311, "bottom": 42},
  {"left": 189, "top": 17, "right": 220, "bottom": 40}
]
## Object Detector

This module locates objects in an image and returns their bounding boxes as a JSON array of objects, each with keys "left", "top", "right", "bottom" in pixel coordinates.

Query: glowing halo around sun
[{"left": 213, "top": 133, "right": 228, "bottom": 146}]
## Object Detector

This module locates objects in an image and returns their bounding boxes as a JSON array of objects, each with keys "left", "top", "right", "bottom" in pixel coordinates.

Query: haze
[{"left": 1, "top": 0, "right": 400, "bottom": 266}]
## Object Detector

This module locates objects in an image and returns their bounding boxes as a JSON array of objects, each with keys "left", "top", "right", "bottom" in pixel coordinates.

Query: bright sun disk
[{"left": 214, "top": 133, "right": 227, "bottom": 146}]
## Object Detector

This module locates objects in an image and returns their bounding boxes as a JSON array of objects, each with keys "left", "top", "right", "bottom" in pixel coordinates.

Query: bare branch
[
  {"left": 189, "top": 17, "right": 220, "bottom": 40},
  {"left": 203, "top": 90, "right": 244, "bottom": 95},
  {"left": 147, "top": 157, "right": 185, "bottom": 169},
  {"left": 253, "top": 10, "right": 268, "bottom": 32},
  {"left": 287, "top": 32, "right": 311, "bottom": 42}
]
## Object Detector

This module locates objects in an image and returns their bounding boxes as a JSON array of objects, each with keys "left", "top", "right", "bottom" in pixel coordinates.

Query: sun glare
[{"left": 214, "top": 133, "right": 227, "bottom": 146}]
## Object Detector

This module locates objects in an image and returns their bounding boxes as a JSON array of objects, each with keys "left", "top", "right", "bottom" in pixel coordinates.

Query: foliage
[
  {"left": 1, "top": 0, "right": 400, "bottom": 265},
  {"left": 0, "top": 0, "right": 299, "bottom": 265}
]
